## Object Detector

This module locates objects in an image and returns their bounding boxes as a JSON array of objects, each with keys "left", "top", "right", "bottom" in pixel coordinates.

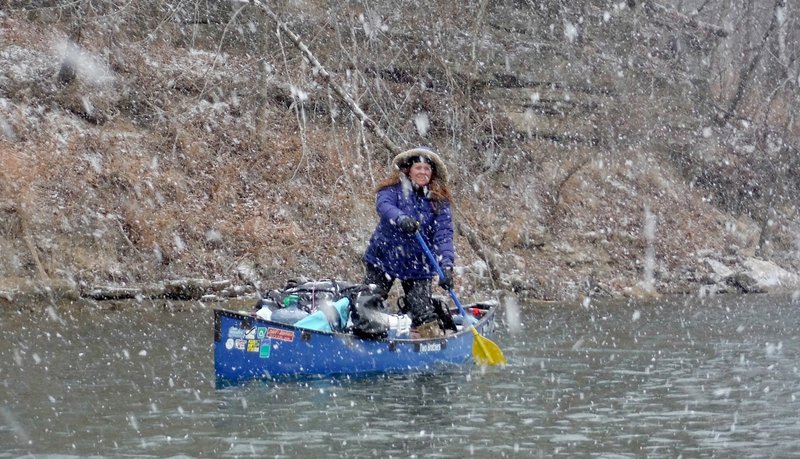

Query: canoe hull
[{"left": 213, "top": 303, "right": 499, "bottom": 386}]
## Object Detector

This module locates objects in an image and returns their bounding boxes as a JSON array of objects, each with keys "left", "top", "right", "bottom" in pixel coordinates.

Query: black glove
[
  {"left": 438, "top": 266, "right": 454, "bottom": 291},
  {"left": 397, "top": 215, "right": 420, "bottom": 234}
]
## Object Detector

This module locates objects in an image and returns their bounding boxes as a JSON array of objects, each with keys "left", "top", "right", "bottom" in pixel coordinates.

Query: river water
[{"left": 1, "top": 293, "right": 799, "bottom": 458}]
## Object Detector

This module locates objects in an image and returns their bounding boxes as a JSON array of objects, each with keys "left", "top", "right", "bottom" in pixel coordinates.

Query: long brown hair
[{"left": 377, "top": 170, "right": 452, "bottom": 210}]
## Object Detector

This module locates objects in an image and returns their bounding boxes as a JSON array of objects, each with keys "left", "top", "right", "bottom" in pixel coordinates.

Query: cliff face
[{"left": 1, "top": 1, "right": 798, "bottom": 302}]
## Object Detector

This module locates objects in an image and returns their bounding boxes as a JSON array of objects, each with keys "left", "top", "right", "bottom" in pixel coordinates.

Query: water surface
[{"left": 1, "top": 293, "right": 799, "bottom": 457}]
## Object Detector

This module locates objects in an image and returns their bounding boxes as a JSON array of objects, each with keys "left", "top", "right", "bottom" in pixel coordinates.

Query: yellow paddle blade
[{"left": 470, "top": 326, "right": 507, "bottom": 366}]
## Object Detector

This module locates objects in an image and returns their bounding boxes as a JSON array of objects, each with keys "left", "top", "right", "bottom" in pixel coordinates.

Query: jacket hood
[{"left": 392, "top": 147, "right": 449, "bottom": 183}]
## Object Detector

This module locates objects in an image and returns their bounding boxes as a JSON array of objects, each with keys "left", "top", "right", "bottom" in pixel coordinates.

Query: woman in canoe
[{"left": 363, "top": 147, "right": 455, "bottom": 339}]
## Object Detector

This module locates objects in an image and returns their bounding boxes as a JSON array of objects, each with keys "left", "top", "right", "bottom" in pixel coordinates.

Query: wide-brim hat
[{"left": 392, "top": 147, "right": 449, "bottom": 183}]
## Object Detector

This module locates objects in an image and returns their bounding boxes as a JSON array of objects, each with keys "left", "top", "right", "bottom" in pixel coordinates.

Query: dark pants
[{"left": 363, "top": 262, "right": 437, "bottom": 326}]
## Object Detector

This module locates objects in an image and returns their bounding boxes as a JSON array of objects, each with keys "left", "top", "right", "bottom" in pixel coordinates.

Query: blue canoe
[{"left": 213, "top": 300, "right": 500, "bottom": 386}]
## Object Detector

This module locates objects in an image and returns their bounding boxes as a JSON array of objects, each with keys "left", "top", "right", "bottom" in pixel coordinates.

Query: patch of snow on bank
[{"left": 742, "top": 258, "right": 800, "bottom": 289}]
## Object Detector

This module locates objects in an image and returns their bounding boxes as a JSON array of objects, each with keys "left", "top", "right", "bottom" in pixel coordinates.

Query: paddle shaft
[
  {"left": 414, "top": 232, "right": 468, "bottom": 317},
  {"left": 413, "top": 215, "right": 507, "bottom": 366}
]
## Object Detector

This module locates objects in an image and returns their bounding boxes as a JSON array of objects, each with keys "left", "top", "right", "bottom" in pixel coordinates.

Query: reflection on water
[{"left": 1, "top": 294, "right": 799, "bottom": 457}]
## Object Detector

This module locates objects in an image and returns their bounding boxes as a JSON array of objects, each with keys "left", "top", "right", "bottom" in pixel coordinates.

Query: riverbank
[
  {"left": 0, "top": 276, "right": 254, "bottom": 310},
  {"left": 3, "top": 254, "right": 800, "bottom": 313},
  {"left": 2, "top": 2, "right": 798, "bottom": 304}
]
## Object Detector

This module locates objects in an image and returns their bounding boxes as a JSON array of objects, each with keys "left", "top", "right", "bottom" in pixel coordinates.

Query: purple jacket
[{"left": 363, "top": 181, "right": 455, "bottom": 280}]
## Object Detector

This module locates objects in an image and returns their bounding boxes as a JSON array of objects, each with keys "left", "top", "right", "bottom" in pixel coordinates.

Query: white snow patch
[
  {"left": 0, "top": 114, "right": 14, "bottom": 140},
  {"left": 205, "top": 228, "right": 223, "bottom": 242},
  {"left": 742, "top": 258, "right": 800, "bottom": 289},
  {"left": 702, "top": 258, "right": 734, "bottom": 282},
  {"left": 53, "top": 39, "right": 115, "bottom": 86},
  {"left": 414, "top": 112, "right": 430, "bottom": 137},
  {"left": 173, "top": 234, "right": 186, "bottom": 253},
  {"left": 564, "top": 21, "right": 579, "bottom": 43},
  {"left": 502, "top": 294, "right": 523, "bottom": 333}
]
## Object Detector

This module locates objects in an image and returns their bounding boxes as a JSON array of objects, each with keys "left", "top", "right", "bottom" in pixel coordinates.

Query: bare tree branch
[
  {"left": 718, "top": 0, "right": 784, "bottom": 124},
  {"left": 251, "top": 0, "right": 400, "bottom": 155},
  {"left": 643, "top": 1, "right": 729, "bottom": 38}
]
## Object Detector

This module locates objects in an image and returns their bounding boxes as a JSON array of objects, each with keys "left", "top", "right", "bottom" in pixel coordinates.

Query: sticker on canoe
[
  {"left": 256, "top": 327, "right": 267, "bottom": 340},
  {"left": 259, "top": 341, "right": 271, "bottom": 358},
  {"left": 247, "top": 340, "right": 259, "bottom": 352},
  {"left": 227, "top": 326, "right": 246, "bottom": 339},
  {"left": 225, "top": 338, "right": 234, "bottom": 350},
  {"left": 418, "top": 342, "right": 443, "bottom": 353},
  {"left": 267, "top": 327, "right": 295, "bottom": 342},
  {"left": 234, "top": 339, "right": 246, "bottom": 351}
]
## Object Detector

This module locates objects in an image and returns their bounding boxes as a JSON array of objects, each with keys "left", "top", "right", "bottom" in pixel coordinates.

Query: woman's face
[{"left": 409, "top": 162, "right": 433, "bottom": 187}]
